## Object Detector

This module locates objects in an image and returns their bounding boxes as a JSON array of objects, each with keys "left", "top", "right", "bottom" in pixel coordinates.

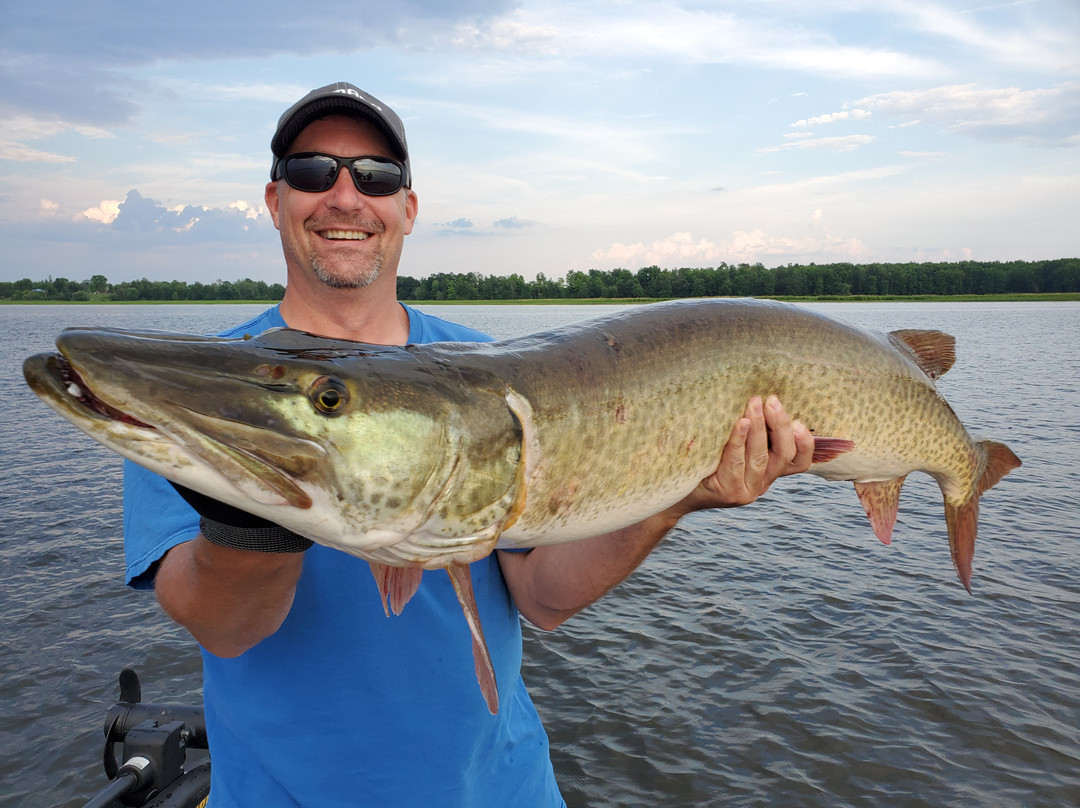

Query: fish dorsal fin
[{"left": 888, "top": 330, "right": 956, "bottom": 380}]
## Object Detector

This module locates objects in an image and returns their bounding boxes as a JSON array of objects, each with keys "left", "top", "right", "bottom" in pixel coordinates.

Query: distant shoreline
[{"left": 2, "top": 293, "right": 1078, "bottom": 306}]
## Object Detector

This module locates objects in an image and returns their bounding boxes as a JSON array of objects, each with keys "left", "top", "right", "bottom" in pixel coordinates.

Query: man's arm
[
  {"left": 155, "top": 538, "right": 304, "bottom": 658},
  {"left": 498, "top": 395, "right": 814, "bottom": 631}
]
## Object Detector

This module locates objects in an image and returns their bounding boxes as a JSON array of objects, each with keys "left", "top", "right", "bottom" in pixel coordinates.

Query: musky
[{"left": 2, "top": 0, "right": 1078, "bottom": 285}]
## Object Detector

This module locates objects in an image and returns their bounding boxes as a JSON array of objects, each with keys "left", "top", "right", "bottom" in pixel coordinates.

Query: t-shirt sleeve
[{"left": 123, "top": 459, "right": 199, "bottom": 589}]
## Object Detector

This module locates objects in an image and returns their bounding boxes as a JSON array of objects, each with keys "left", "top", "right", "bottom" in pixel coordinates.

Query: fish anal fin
[
  {"left": 369, "top": 562, "right": 424, "bottom": 617},
  {"left": 889, "top": 329, "right": 956, "bottom": 380},
  {"left": 942, "top": 439, "right": 1021, "bottom": 595},
  {"left": 446, "top": 562, "right": 499, "bottom": 715},
  {"left": 812, "top": 437, "right": 856, "bottom": 464},
  {"left": 854, "top": 477, "right": 907, "bottom": 545}
]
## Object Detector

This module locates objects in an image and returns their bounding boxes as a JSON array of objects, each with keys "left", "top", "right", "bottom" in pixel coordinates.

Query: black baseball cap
[{"left": 270, "top": 82, "right": 411, "bottom": 185}]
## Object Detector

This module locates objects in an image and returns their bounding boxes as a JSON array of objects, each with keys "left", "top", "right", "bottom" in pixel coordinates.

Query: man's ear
[{"left": 265, "top": 181, "right": 282, "bottom": 229}]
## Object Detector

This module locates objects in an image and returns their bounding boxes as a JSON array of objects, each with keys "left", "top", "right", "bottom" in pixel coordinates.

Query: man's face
[{"left": 265, "top": 115, "right": 418, "bottom": 290}]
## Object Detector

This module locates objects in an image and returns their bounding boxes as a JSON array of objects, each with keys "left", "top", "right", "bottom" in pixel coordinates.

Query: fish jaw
[{"left": 24, "top": 326, "right": 526, "bottom": 564}]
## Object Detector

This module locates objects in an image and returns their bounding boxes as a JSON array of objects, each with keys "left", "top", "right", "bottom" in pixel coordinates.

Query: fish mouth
[
  {"left": 24, "top": 348, "right": 319, "bottom": 510},
  {"left": 54, "top": 355, "right": 155, "bottom": 428}
]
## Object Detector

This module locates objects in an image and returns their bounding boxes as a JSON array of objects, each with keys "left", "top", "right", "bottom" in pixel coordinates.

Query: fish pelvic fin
[
  {"left": 888, "top": 329, "right": 956, "bottom": 380},
  {"left": 446, "top": 562, "right": 500, "bottom": 715},
  {"left": 854, "top": 477, "right": 907, "bottom": 545},
  {"left": 369, "top": 563, "right": 424, "bottom": 617},
  {"left": 942, "top": 440, "right": 1022, "bottom": 594}
]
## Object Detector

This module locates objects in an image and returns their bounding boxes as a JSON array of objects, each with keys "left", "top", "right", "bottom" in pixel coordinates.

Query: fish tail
[{"left": 943, "top": 440, "right": 1022, "bottom": 593}]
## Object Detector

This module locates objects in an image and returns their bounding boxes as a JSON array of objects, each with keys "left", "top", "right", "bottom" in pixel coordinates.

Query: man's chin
[{"left": 312, "top": 261, "right": 381, "bottom": 290}]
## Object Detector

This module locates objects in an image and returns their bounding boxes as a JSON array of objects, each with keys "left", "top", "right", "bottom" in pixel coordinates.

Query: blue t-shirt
[{"left": 123, "top": 304, "right": 565, "bottom": 808}]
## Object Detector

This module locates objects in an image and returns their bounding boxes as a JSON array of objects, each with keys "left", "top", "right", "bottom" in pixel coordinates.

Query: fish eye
[{"left": 310, "top": 376, "right": 349, "bottom": 415}]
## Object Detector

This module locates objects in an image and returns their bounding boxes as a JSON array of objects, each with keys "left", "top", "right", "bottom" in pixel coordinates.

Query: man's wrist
[{"left": 199, "top": 516, "right": 313, "bottom": 553}]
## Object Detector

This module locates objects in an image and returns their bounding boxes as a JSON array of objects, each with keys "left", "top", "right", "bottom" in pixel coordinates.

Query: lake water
[{"left": 1, "top": 301, "right": 1078, "bottom": 807}]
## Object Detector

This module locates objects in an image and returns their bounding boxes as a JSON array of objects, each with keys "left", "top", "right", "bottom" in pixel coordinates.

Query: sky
[{"left": 2, "top": 0, "right": 1078, "bottom": 286}]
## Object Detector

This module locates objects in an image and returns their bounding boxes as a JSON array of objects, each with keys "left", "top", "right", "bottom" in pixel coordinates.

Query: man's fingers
[
  {"left": 743, "top": 396, "right": 770, "bottom": 477},
  {"left": 763, "top": 394, "right": 796, "bottom": 478}
]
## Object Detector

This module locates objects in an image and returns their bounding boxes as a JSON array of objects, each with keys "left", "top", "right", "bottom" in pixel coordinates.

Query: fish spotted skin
[{"left": 23, "top": 298, "right": 1021, "bottom": 713}]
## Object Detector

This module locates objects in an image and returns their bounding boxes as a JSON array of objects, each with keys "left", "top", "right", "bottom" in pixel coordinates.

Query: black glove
[{"left": 169, "top": 482, "right": 313, "bottom": 554}]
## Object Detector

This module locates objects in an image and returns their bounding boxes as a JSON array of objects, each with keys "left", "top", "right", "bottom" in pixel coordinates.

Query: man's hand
[{"left": 668, "top": 394, "right": 815, "bottom": 518}]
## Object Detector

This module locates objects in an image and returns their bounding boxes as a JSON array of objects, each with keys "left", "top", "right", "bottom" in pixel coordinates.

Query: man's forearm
[
  {"left": 155, "top": 536, "right": 304, "bottom": 658},
  {"left": 498, "top": 510, "right": 681, "bottom": 631}
]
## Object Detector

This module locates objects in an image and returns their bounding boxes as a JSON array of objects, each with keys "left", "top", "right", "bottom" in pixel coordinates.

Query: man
[{"left": 124, "top": 82, "right": 814, "bottom": 807}]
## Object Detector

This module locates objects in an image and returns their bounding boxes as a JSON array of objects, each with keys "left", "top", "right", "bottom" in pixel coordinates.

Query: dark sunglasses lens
[
  {"left": 283, "top": 155, "right": 340, "bottom": 192},
  {"left": 349, "top": 159, "right": 404, "bottom": 195}
]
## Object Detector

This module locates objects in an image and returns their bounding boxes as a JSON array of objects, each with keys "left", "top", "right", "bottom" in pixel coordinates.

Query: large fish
[{"left": 23, "top": 299, "right": 1020, "bottom": 713}]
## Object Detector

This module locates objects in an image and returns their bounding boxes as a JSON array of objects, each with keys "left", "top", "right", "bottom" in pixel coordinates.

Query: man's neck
[{"left": 278, "top": 281, "right": 410, "bottom": 345}]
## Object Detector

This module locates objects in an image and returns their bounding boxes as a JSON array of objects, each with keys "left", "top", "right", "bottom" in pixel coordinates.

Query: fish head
[{"left": 23, "top": 327, "right": 521, "bottom": 562}]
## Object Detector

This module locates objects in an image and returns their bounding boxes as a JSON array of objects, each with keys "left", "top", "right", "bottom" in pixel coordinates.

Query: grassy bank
[{"left": 3, "top": 292, "right": 1078, "bottom": 306}]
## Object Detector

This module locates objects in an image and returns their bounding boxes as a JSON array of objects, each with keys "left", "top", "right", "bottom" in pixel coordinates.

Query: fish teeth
[{"left": 67, "top": 382, "right": 83, "bottom": 398}]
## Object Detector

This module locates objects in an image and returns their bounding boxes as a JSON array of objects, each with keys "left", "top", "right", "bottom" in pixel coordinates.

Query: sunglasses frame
[{"left": 272, "top": 152, "right": 409, "bottom": 196}]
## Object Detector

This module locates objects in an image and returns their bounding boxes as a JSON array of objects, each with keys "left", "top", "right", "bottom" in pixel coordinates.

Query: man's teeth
[{"left": 323, "top": 230, "right": 370, "bottom": 240}]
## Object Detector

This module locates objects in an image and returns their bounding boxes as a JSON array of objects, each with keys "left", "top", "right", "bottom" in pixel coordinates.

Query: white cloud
[
  {"left": 849, "top": 82, "right": 1080, "bottom": 144},
  {"left": 0, "top": 141, "right": 77, "bottom": 163},
  {"left": 82, "top": 200, "right": 123, "bottom": 224},
  {"left": 790, "top": 109, "right": 872, "bottom": 128},
  {"left": 590, "top": 225, "right": 867, "bottom": 267},
  {"left": 759, "top": 135, "right": 875, "bottom": 153}
]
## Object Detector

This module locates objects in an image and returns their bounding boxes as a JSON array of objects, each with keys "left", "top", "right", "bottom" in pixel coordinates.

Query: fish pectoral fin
[
  {"left": 369, "top": 563, "right": 424, "bottom": 617},
  {"left": 854, "top": 477, "right": 907, "bottom": 545},
  {"left": 811, "top": 436, "right": 856, "bottom": 464},
  {"left": 888, "top": 329, "right": 956, "bottom": 380},
  {"left": 446, "top": 562, "right": 499, "bottom": 715}
]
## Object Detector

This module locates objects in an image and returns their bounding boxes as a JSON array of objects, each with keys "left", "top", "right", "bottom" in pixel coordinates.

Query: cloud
[
  {"left": 790, "top": 109, "right": 873, "bottom": 128},
  {"left": 447, "top": 218, "right": 474, "bottom": 228},
  {"left": 759, "top": 135, "right": 875, "bottom": 153},
  {"left": 98, "top": 189, "right": 273, "bottom": 242},
  {"left": 494, "top": 216, "right": 539, "bottom": 229},
  {"left": 850, "top": 82, "right": 1080, "bottom": 145},
  {"left": 0, "top": 141, "right": 76, "bottom": 163},
  {"left": 591, "top": 223, "right": 867, "bottom": 267},
  {"left": 1, "top": 1, "right": 519, "bottom": 127},
  {"left": 435, "top": 2, "right": 940, "bottom": 79},
  {"left": 82, "top": 200, "right": 122, "bottom": 224}
]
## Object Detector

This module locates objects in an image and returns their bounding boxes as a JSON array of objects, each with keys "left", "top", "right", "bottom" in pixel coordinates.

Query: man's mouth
[{"left": 320, "top": 229, "right": 371, "bottom": 241}]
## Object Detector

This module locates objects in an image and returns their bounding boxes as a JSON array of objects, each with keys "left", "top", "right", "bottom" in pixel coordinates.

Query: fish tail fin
[
  {"left": 369, "top": 562, "right": 424, "bottom": 617},
  {"left": 943, "top": 440, "right": 1022, "bottom": 594},
  {"left": 854, "top": 477, "right": 907, "bottom": 545},
  {"left": 446, "top": 562, "right": 500, "bottom": 715}
]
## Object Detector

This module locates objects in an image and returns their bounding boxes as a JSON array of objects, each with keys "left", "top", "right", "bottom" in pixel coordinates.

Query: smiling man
[{"left": 123, "top": 82, "right": 813, "bottom": 807}]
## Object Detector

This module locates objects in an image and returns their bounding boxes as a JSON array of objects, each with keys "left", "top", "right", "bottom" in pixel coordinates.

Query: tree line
[
  {"left": 397, "top": 258, "right": 1079, "bottom": 300},
  {"left": 0, "top": 275, "right": 286, "bottom": 302},
  {"left": 2, "top": 259, "right": 1076, "bottom": 302}
]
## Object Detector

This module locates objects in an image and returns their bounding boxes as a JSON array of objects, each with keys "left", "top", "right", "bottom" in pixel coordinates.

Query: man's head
[
  {"left": 270, "top": 82, "right": 411, "bottom": 186},
  {"left": 266, "top": 83, "right": 418, "bottom": 292}
]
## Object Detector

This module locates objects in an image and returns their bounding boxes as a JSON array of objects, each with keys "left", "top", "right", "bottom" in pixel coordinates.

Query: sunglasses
[{"left": 273, "top": 152, "right": 409, "bottom": 196}]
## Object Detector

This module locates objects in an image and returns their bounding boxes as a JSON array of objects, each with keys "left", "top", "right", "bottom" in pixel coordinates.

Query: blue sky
[{"left": 2, "top": 0, "right": 1077, "bottom": 285}]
